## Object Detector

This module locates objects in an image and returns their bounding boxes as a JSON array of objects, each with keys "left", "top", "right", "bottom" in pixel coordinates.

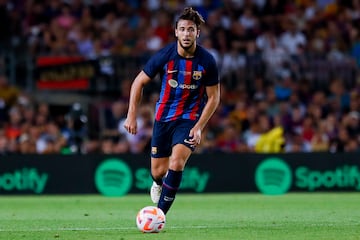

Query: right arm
[{"left": 123, "top": 71, "right": 152, "bottom": 135}]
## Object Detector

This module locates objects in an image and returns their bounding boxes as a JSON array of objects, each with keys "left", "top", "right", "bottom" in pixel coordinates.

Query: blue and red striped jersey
[{"left": 143, "top": 42, "right": 219, "bottom": 122}]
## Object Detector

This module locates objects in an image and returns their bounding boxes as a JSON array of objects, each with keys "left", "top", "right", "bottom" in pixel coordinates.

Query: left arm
[{"left": 189, "top": 83, "right": 220, "bottom": 144}]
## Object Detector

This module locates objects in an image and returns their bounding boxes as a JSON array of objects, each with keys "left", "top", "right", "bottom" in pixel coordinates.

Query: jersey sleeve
[
  {"left": 143, "top": 52, "right": 163, "bottom": 78},
  {"left": 143, "top": 44, "right": 174, "bottom": 78},
  {"left": 204, "top": 54, "right": 220, "bottom": 86}
]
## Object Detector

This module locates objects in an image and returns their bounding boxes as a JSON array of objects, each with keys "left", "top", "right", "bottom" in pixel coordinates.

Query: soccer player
[{"left": 123, "top": 7, "right": 220, "bottom": 214}]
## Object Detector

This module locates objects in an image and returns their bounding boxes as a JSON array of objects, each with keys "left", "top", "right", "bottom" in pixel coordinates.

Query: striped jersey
[{"left": 143, "top": 42, "right": 219, "bottom": 122}]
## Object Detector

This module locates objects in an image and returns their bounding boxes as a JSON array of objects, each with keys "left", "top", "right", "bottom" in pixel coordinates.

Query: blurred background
[{"left": 0, "top": 0, "right": 359, "bottom": 156}]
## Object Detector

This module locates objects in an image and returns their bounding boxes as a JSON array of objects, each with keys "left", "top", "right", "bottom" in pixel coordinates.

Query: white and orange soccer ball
[{"left": 136, "top": 206, "right": 166, "bottom": 233}]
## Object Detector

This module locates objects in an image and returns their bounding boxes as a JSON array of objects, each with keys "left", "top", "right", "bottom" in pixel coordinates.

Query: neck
[{"left": 177, "top": 41, "right": 196, "bottom": 58}]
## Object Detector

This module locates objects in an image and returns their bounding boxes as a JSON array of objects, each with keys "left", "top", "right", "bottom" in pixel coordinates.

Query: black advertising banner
[
  {"left": 35, "top": 56, "right": 98, "bottom": 90},
  {"left": 0, "top": 153, "right": 359, "bottom": 195}
]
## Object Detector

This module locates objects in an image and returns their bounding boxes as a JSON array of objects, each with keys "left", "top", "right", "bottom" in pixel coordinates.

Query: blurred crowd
[{"left": 0, "top": 0, "right": 360, "bottom": 154}]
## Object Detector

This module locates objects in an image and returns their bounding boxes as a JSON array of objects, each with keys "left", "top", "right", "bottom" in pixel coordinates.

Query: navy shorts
[{"left": 151, "top": 119, "right": 197, "bottom": 158}]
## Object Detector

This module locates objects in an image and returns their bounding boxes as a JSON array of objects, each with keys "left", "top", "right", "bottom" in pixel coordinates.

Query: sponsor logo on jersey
[
  {"left": 168, "top": 79, "right": 198, "bottom": 89},
  {"left": 178, "top": 84, "right": 198, "bottom": 89},
  {"left": 168, "top": 79, "right": 178, "bottom": 88}
]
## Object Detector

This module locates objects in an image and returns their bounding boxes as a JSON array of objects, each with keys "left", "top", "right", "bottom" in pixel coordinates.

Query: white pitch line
[
  {"left": 0, "top": 225, "right": 216, "bottom": 232},
  {"left": 1, "top": 222, "right": 355, "bottom": 232}
]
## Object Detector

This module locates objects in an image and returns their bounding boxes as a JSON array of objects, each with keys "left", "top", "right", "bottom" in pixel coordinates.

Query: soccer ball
[{"left": 136, "top": 206, "right": 166, "bottom": 233}]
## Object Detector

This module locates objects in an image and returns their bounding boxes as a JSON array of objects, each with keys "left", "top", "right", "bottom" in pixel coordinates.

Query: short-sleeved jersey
[{"left": 143, "top": 42, "right": 219, "bottom": 122}]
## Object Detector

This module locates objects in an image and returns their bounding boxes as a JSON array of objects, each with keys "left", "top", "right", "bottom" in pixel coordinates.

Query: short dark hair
[{"left": 176, "top": 7, "right": 205, "bottom": 29}]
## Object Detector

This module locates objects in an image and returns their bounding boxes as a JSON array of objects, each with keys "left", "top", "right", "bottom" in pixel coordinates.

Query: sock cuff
[{"left": 163, "top": 182, "right": 179, "bottom": 190}]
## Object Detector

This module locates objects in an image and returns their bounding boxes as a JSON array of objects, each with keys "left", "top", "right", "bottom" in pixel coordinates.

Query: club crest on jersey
[{"left": 192, "top": 71, "right": 202, "bottom": 80}]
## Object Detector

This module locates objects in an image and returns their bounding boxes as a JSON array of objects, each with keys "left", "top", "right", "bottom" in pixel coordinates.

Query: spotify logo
[
  {"left": 255, "top": 158, "right": 292, "bottom": 195},
  {"left": 95, "top": 158, "right": 133, "bottom": 196}
]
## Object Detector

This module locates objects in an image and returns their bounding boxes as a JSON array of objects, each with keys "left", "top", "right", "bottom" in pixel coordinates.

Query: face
[{"left": 175, "top": 20, "right": 199, "bottom": 51}]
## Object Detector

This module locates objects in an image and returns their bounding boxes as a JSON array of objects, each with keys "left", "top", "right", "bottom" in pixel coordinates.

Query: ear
[{"left": 175, "top": 29, "right": 178, "bottom": 38}]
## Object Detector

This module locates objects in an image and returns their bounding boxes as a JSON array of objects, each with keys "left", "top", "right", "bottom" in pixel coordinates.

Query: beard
[{"left": 179, "top": 40, "right": 195, "bottom": 51}]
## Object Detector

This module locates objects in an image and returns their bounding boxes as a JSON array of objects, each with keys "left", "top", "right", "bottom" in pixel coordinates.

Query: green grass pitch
[{"left": 0, "top": 193, "right": 359, "bottom": 240}]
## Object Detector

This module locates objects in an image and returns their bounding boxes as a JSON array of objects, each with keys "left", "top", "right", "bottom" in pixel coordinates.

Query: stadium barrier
[{"left": 0, "top": 153, "right": 359, "bottom": 195}]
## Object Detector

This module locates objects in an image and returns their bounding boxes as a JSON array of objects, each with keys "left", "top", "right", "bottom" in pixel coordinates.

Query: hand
[
  {"left": 189, "top": 127, "right": 202, "bottom": 146},
  {"left": 123, "top": 117, "right": 137, "bottom": 135}
]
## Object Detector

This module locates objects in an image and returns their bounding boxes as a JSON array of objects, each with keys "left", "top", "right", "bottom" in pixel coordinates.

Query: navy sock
[
  {"left": 157, "top": 169, "right": 183, "bottom": 214},
  {"left": 151, "top": 173, "right": 163, "bottom": 186}
]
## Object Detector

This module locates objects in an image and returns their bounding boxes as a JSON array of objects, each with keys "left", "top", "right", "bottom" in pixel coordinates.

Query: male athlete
[{"left": 123, "top": 7, "right": 220, "bottom": 214}]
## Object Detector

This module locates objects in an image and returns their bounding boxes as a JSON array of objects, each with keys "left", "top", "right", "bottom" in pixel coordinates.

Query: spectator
[
  {"left": 345, "top": 111, "right": 360, "bottom": 138},
  {"left": 99, "top": 136, "right": 115, "bottom": 154},
  {"left": 262, "top": 31, "right": 290, "bottom": 80},
  {"left": 101, "top": 100, "right": 127, "bottom": 141},
  {"left": 56, "top": 3, "right": 77, "bottom": 31},
  {"left": 17, "top": 129, "right": 37, "bottom": 154},
  {"left": 0, "top": 75, "right": 20, "bottom": 123},
  {"left": 329, "top": 125, "right": 351, "bottom": 152},
  {"left": 285, "top": 132, "right": 311, "bottom": 152},
  {"left": 99, "top": 11, "right": 123, "bottom": 38},
  {"left": 152, "top": 9, "right": 173, "bottom": 45},
  {"left": 255, "top": 126, "right": 285, "bottom": 153},
  {"left": 278, "top": 18, "right": 307, "bottom": 57},
  {"left": 215, "top": 122, "right": 241, "bottom": 153},
  {"left": 36, "top": 121, "right": 67, "bottom": 154},
  {"left": 0, "top": 128, "right": 9, "bottom": 155},
  {"left": 243, "top": 115, "right": 262, "bottom": 151},
  {"left": 75, "top": 27, "right": 94, "bottom": 59},
  {"left": 328, "top": 78, "right": 351, "bottom": 112},
  {"left": 310, "top": 120, "right": 330, "bottom": 152},
  {"left": 344, "top": 137, "right": 360, "bottom": 152},
  {"left": 238, "top": 7, "right": 259, "bottom": 35},
  {"left": 4, "top": 106, "right": 22, "bottom": 142}
]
